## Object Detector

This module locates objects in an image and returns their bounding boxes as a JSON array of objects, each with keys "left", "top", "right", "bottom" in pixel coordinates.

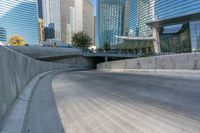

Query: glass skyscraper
[
  {"left": 97, "top": 0, "right": 200, "bottom": 53},
  {"left": 96, "top": 0, "right": 154, "bottom": 48},
  {"left": 96, "top": 0, "right": 127, "bottom": 48},
  {"left": 151, "top": 0, "right": 200, "bottom": 53},
  {"left": 154, "top": 0, "right": 200, "bottom": 21},
  {"left": 0, "top": 27, "right": 7, "bottom": 42},
  {"left": 0, "top": 0, "right": 40, "bottom": 45}
]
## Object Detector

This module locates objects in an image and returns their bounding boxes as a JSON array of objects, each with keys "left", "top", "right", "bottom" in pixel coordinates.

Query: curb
[
  {"left": 0, "top": 68, "right": 87, "bottom": 133},
  {"left": 97, "top": 69, "right": 200, "bottom": 75},
  {"left": 0, "top": 71, "right": 54, "bottom": 133}
]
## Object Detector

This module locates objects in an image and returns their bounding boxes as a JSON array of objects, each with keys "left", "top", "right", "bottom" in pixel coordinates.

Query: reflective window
[
  {"left": 190, "top": 21, "right": 200, "bottom": 52},
  {"left": 155, "top": 0, "right": 200, "bottom": 20},
  {"left": 160, "top": 23, "right": 191, "bottom": 54},
  {"left": 0, "top": 0, "right": 39, "bottom": 44}
]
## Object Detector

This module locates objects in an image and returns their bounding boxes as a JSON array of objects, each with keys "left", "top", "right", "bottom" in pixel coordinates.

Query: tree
[
  {"left": 103, "top": 42, "right": 110, "bottom": 51},
  {"left": 8, "top": 35, "right": 25, "bottom": 46},
  {"left": 72, "top": 32, "right": 92, "bottom": 48}
]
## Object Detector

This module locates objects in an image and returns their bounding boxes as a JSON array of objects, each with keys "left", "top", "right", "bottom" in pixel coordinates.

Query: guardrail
[{"left": 83, "top": 52, "right": 139, "bottom": 58}]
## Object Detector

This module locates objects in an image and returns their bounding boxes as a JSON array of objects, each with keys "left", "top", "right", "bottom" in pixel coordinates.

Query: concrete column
[
  {"left": 152, "top": 27, "right": 161, "bottom": 54},
  {"left": 146, "top": 47, "right": 149, "bottom": 54},
  {"left": 105, "top": 57, "right": 108, "bottom": 62}
]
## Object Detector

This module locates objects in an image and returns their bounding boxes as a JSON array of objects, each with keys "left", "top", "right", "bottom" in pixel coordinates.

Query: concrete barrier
[
  {"left": 0, "top": 46, "right": 76, "bottom": 124},
  {"left": 6, "top": 46, "right": 82, "bottom": 59},
  {"left": 97, "top": 53, "right": 200, "bottom": 72}
]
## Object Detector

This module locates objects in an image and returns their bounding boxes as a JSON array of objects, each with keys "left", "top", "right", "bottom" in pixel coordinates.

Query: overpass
[
  {"left": 7, "top": 46, "right": 139, "bottom": 59},
  {"left": 7, "top": 46, "right": 139, "bottom": 68},
  {"left": 1, "top": 46, "right": 200, "bottom": 133}
]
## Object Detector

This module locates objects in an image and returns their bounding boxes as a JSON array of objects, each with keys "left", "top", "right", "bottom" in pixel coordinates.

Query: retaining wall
[
  {"left": 97, "top": 53, "right": 200, "bottom": 70},
  {"left": 0, "top": 46, "right": 73, "bottom": 123}
]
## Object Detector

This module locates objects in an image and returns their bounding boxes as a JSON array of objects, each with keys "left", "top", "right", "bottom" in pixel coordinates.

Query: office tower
[
  {"left": 74, "top": 0, "right": 94, "bottom": 44},
  {"left": 0, "top": 27, "right": 7, "bottom": 42},
  {"left": 0, "top": 0, "right": 40, "bottom": 44},
  {"left": 60, "top": 0, "right": 75, "bottom": 44},
  {"left": 94, "top": 16, "right": 96, "bottom": 45},
  {"left": 42, "top": 0, "right": 61, "bottom": 41},
  {"left": 38, "top": 19, "right": 45, "bottom": 44},
  {"left": 44, "top": 25, "right": 55, "bottom": 40},
  {"left": 42, "top": 0, "right": 94, "bottom": 44},
  {"left": 38, "top": 0, "right": 43, "bottom": 19},
  {"left": 97, "top": 0, "right": 200, "bottom": 54},
  {"left": 82, "top": 0, "right": 95, "bottom": 44},
  {"left": 97, "top": 0, "right": 127, "bottom": 48},
  {"left": 149, "top": 0, "right": 200, "bottom": 53}
]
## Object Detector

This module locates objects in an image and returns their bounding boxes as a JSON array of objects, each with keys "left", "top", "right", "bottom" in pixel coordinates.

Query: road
[{"left": 24, "top": 71, "right": 200, "bottom": 133}]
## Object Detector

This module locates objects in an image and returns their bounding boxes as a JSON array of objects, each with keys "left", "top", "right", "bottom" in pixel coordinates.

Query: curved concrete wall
[
  {"left": 97, "top": 53, "right": 200, "bottom": 70},
  {"left": 6, "top": 46, "right": 82, "bottom": 59},
  {"left": 0, "top": 46, "right": 72, "bottom": 123}
]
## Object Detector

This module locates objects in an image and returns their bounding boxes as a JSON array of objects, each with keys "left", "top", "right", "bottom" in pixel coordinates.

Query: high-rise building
[
  {"left": 97, "top": 0, "right": 200, "bottom": 54},
  {"left": 94, "top": 16, "right": 96, "bottom": 45},
  {"left": 60, "top": 0, "right": 75, "bottom": 44},
  {"left": 44, "top": 25, "right": 55, "bottom": 40},
  {"left": 74, "top": 0, "right": 94, "bottom": 44},
  {"left": 42, "top": 0, "right": 94, "bottom": 44},
  {"left": 0, "top": 27, "right": 7, "bottom": 42},
  {"left": 42, "top": 0, "right": 61, "bottom": 41},
  {"left": 0, "top": 0, "right": 40, "bottom": 45},
  {"left": 60, "top": 0, "right": 94, "bottom": 44},
  {"left": 82, "top": 0, "right": 94, "bottom": 44},
  {"left": 97, "top": 0, "right": 127, "bottom": 48},
  {"left": 37, "top": 0, "right": 43, "bottom": 19},
  {"left": 38, "top": 19, "right": 45, "bottom": 44},
  {"left": 148, "top": 0, "right": 200, "bottom": 54}
]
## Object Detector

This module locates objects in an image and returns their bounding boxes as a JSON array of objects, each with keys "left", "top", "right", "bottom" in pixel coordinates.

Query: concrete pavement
[{"left": 24, "top": 71, "right": 200, "bottom": 133}]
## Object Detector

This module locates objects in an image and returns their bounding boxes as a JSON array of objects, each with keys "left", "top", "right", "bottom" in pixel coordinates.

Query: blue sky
[{"left": 93, "top": 0, "right": 96, "bottom": 16}]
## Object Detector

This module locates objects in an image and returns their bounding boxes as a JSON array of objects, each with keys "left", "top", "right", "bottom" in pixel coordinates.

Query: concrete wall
[
  {"left": 97, "top": 53, "right": 200, "bottom": 70},
  {"left": 0, "top": 46, "right": 75, "bottom": 123},
  {"left": 6, "top": 46, "right": 82, "bottom": 59},
  {"left": 52, "top": 56, "right": 95, "bottom": 68}
]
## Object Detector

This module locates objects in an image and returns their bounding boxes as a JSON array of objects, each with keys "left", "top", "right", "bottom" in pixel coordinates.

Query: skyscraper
[
  {"left": 42, "top": 0, "right": 61, "bottom": 41},
  {"left": 82, "top": 0, "right": 95, "bottom": 44},
  {"left": 0, "top": 0, "right": 40, "bottom": 44},
  {"left": 97, "top": 0, "right": 127, "bottom": 48},
  {"left": 0, "top": 27, "right": 7, "bottom": 42},
  {"left": 61, "top": 0, "right": 75, "bottom": 44},
  {"left": 37, "top": 0, "right": 43, "bottom": 19},
  {"left": 97, "top": 0, "right": 200, "bottom": 54},
  {"left": 74, "top": 0, "right": 94, "bottom": 44},
  {"left": 149, "top": 0, "right": 200, "bottom": 54},
  {"left": 38, "top": 18, "right": 45, "bottom": 44},
  {"left": 42, "top": 0, "right": 94, "bottom": 44}
]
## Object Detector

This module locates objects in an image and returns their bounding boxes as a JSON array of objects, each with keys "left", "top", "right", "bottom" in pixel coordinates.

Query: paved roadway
[{"left": 24, "top": 71, "right": 200, "bottom": 133}]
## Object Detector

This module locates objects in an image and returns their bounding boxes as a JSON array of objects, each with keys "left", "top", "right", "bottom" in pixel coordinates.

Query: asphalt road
[{"left": 24, "top": 71, "right": 200, "bottom": 133}]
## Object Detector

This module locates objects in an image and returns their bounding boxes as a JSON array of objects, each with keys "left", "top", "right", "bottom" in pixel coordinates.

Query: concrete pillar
[
  {"left": 146, "top": 47, "right": 149, "bottom": 54},
  {"left": 152, "top": 27, "right": 161, "bottom": 54},
  {"left": 105, "top": 57, "right": 108, "bottom": 62}
]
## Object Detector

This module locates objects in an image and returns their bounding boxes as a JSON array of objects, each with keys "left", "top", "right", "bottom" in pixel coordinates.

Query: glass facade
[
  {"left": 42, "top": 0, "right": 61, "bottom": 41},
  {"left": 160, "top": 23, "right": 192, "bottom": 54},
  {"left": 0, "top": 27, "right": 7, "bottom": 42},
  {"left": 97, "top": 0, "right": 200, "bottom": 53},
  {"left": 154, "top": 0, "right": 200, "bottom": 21},
  {"left": 190, "top": 21, "right": 200, "bottom": 52},
  {"left": 0, "top": 0, "right": 39, "bottom": 45},
  {"left": 97, "top": 0, "right": 127, "bottom": 48},
  {"left": 151, "top": 0, "right": 200, "bottom": 53},
  {"left": 129, "top": 0, "right": 154, "bottom": 37},
  {"left": 96, "top": 0, "right": 154, "bottom": 48}
]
